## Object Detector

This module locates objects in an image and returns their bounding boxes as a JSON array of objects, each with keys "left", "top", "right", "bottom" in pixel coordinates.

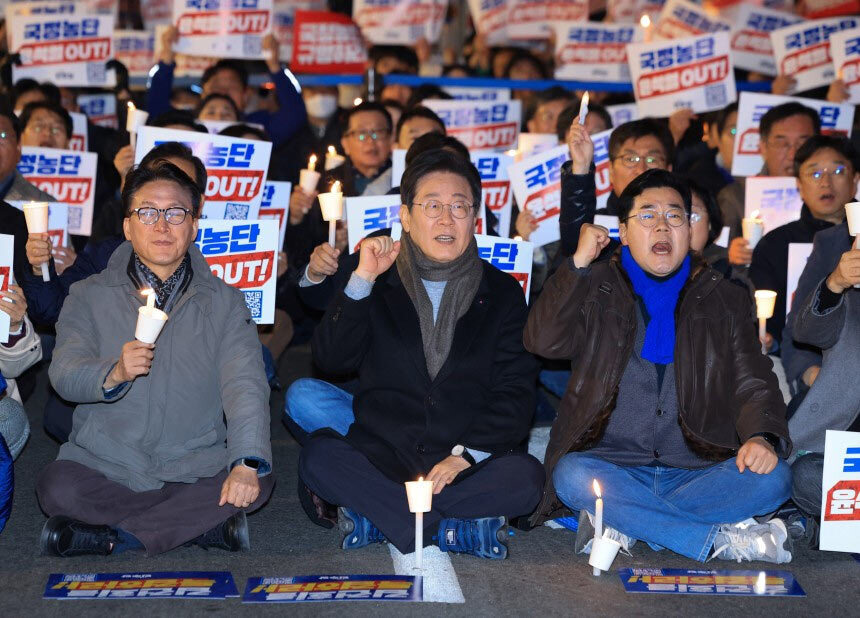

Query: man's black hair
[
  {"left": 343, "top": 101, "right": 393, "bottom": 134},
  {"left": 370, "top": 45, "right": 419, "bottom": 74},
  {"left": 139, "top": 142, "right": 207, "bottom": 193},
  {"left": 19, "top": 101, "right": 73, "bottom": 139},
  {"left": 201, "top": 59, "right": 249, "bottom": 89},
  {"left": 793, "top": 134, "right": 859, "bottom": 177},
  {"left": 760, "top": 102, "right": 821, "bottom": 141},
  {"left": 195, "top": 93, "right": 241, "bottom": 121},
  {"left": 123, "top": 161, "right": 203, "bottom": 218},
  {"left": 396, "top": 105, "right": 445, "bottom": 141},
  {"left": 0, "top": 105, "right": 21, "bottom": 139},
  {"left": 715, "top": 101, "right": 738, "bottom": 136},
  {"left": 400, "top": 148, "right": 482, "bottom": 213},
  {"left": 616, "top": 169, "right": 692, "bottom": 223},
  {"left": 555, "top": 100, "right": 613, "bottom": 141},
  {"left": 404, "top": 133, "right": 469, "bottom": 166},
  {"left": 405, "top": 84, "right": 452, "bottom": 109},
  {"left": 608, "top": 118, "right": 675, "bottom": 166},
  {"left": 219, "top": 124, "right": 271, "bottom": 142},
  {"left": 685, "top": 178, "right": 722, "bottom": 245},
  {"left": 503, "top": 49, "right": 549, "bottom": 80}
]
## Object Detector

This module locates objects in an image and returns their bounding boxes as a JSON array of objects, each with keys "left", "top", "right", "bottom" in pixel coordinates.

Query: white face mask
[{"left": 304, "top": 93, "right": 338, "bottom": 119}]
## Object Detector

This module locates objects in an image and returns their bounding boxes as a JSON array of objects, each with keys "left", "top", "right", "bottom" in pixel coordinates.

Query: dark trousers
[
  {"left": 36, "top": 460, "right": 275, "bottom": 556},
  {"left": 791, "top": 453, "right": 824, "bottom": 518},
  {"left": 299, "top": 436, "right": 545, "bottom": 553}
]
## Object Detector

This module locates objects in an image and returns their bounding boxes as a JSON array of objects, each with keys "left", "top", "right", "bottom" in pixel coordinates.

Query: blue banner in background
[
  {"left": 619, "top": 568, "right": 805, "bottom": 597},
  {"left": 44, "top": 571, "right": 239, "bottom": 600},
  {"left": 243, "top": 574, "right": 422, "bottom": 603}
]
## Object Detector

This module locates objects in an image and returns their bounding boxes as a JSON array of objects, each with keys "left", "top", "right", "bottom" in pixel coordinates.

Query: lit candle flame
[
  {"left": 308, "top": 154, "right": 317, "bottom": 171},
  {"left": 592, "top": 479, "right": 601, "bottom": 498},
  {"left": 127, "top": 101, "right": 135, "bottom": 111},
  {"left": 751, "top": 209, "right": 761, "bottom": 219},
  {"left": 582, "top": 91, "right": 589, "bottom": 108},
  {"left": 418, "top": 476, "right": 424, "bottom": 482},
  {"left": 328, "top": 145, "right": 336, "bottom": 156},
  {"left": 353, "top": 97, "right": 363, "bottom": 106},
  {"left": 141, "top": 288, "right": 155, "bottom": 309},
  {"left": 331, "top": 180, "right": 342, "bottom": 193},
  {"left": 640, "top": 14, "right": 651, "bottom": 28}
]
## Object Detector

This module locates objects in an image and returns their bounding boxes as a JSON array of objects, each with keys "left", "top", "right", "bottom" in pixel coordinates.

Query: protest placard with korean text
[
  {"left": 69, "top": 111, "right": 88, "bottom": 152},
  {"left": 444, "top": 87, "right": 511, "bottom": 101},
  {"left": 475, "top": 234, "right": 534, "bottom": 300},
  {"left": 554, "top": 22, "right": 642, "bottom": 82},
  {"left": 346, "top": 194, "right": 403, "bottom": 253},
  {"left": 0, "top": 234, "right": 15, "bottom": 343},
  {"left": 43, "top": 571, "right": 239, "bottom": 600},
  {"left": 423, "top": 99, "right": 521, "bottom": 152},
  {"left": 18, "top": 146, "right": 97, "bottom": 236},
  {"left": 242, "top": 575, "right": 421, "bottom": 603},
  {"left": 820, "top": 430, "right": 860, "bottom": 553},
  {"left": 830, "top": 28, "right": 860, "bottom": 104},
  {"left": 619, "top": 568, "right": 805, "bottom": 596},
  {"left": 786, "top": 242, "right": 813, "bottom": 312},
  {"left": 155, "top": 23, "right": 212, "bottom": 78},
  {"left": 172, "top": 0, "right": 272, "bottom": 60},
  {"left": 353, "top": 0, "right": 447, "bottom": 45},
  {"left": 729, "top": 5, "right": 801, "bottom": 75},
  {"left": 113, "top": 30, "right": 156, "bottom": 78},
  {"left": 7, "top": 12, "right": 116, "bottom": 87},
  {"left": 195, "top": 219, "right": 279, "bottom": 324},
  {"left": 653, "top": 0, "right": 731, "bottom": 42},
  {"left": 606, "top": 102, "right": 638, "bottom": 126},
  {"left": 77, "top": 93, "right": 117, "bottom": 129},
  {"left": 291, "top": 10, "right": 368, "bottom": 74},
  {"left": 744, "top": 176, "right": 802, "bottom": 231},
  {"left": 731, "top": 92, "right": 855, "bottom": 176},
  {"left": 800, "top": 0, "right": 859, "bottom": 20},
  {"left": 467, "top": 0, "right": 509, "bottom": 46},
  {"left": 770, "top": 17, "right": 860, "bottom": 93},
  {"left": 592, "top": 128, "right": 614, "bottom": 212},
  {"left": 507, "top": 0, "right": 588, "bottom": 40},
  {"left": 135, "top": 126, "right": 271, "bottom": 221},
  {"left": 627, "top": 32, "right": 736, "bottom": 118},
  {"left": 508, "top": 144, "right": 569, "bottom": 248},
  {"left": 273, "top": 0, "right": 326, "bottom": 62},
  {"left": 472, "top": 150, "right": 514, "bottom": 237},
  {"left": 258, "top": 181, "right": 291, "bottom": 250}
]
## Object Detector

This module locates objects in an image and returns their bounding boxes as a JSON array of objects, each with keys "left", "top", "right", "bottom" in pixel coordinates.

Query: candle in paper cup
[
  {"left": 325, "top": 145, "right": 346, "bottom": 171},
  {"left": 136, "top": 306, "right": 168, "bottom": 343},
  {"left": 23, "top": 202, "right": 50, "bottom": 281},
  {"left": 405, "top": 476, "right": 433, "bottom": 571},
  {"left": 319, "top": 181, "right": 344, "bottom": 247},
  {"left": 588, "top": 536, "right": 622, "bottom": 572},
  {"left": 754, "top": 290, "right": 777, "bottom": 319},
  {"left": 299, "top": 155, "right": 321, "bottom": 193},
  {"left": 742, "top": 211, "right": 764, "bottom": 249},
  {"left": 844, "top": 202, "right": 860, "bottom": 286},
  {"left": 578, "top": 92, "right": 589, "bottom": 125}
]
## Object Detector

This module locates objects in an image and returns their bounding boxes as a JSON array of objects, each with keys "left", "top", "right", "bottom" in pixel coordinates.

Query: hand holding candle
[
  {"left": 754, "top": 290, "right": 777, "bottom": 355},
  {"left": 22, "top": 202, "right": 50, "bottom": 282},
  {"left": 135, "top": 288, "right": 168, "bottom": 344},
  {"left": 299, "top": 154, "right": 321, "bottom": 194},
  {"left": 319, "top": 180, "right": 344, "bottom": 248},
  {"left": 126, "top": 102, "right": 149, "bottom": 152},
  {"left": 405, "top": 476, "right": 434, "bottom": 571}
]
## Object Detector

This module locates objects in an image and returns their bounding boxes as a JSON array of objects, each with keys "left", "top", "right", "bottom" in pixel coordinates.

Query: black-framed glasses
[
  {"left": 345, "top": 129, "right": 391, "bottom": 142},
  {"left": 802, "top": 165, "right": 847, "bottom": 183},
  {"left": 413, "top": 200, "right": 474, "bottom": 220},
  {"left": 625, "top": 209, "right": 688, "bottom": 228},
  {"left": 130, "top": 207, "right": 192, "bottom": 225},
  {"left": 611, "top": 154, "right": 666, "bottom": 169}
]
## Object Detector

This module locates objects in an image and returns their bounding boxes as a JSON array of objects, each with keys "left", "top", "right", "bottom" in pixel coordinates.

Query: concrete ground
[{"left": 0, "top": 343, "right": 857, "bottom": 616}]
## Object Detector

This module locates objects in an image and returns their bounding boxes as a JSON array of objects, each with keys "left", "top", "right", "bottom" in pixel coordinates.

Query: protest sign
[
  {"left": 346, "top": 194, "right": 402, "bottom": 253},
  {"left": 800, "top": 0, "right": 860, "bottom": 20},
  {"left": 627, "top": 32, "right": 736, "bottom": 117},
  {"left": 508, "top": 144, "right": 569, "bottom": 248},
  {"left": 391, "top": 148, "right": 406, "bottom": 187},
  {"left": 731, "top": 92, "right": 855, "bottom": 176},
  {"left": 43, "top": 572, "right": 239, "bottom": 600},
  {"left": 135, "top": 126, "right": 271, "bottom": 221},
  {"left": 592, "top": 128, "right": 614, "bottom": 212},
  {"left": 653, "top": 0, "right": 732, "bottom": 42},
  {"left": 142, "top": 0, "right": 173, "bottom": 27},
  {"left": 744, "top": 176, "right": 802, "bottom": 231},
  {"left": 77, "top": 93, "right": 117, "bottom": 129},
  {"left": 606, "top": 102, "right": 638, "bottom": 126},
  {"left": 69, "top": 111, "right": 88, "bottom": 152},
  {"left": 7, "top": 12, "right": 116, "bottom": 87},
  {"left": 507, "top": 0, "right": 589, "bottom": 40},
  {"left": 18, "top": 146, "right": 97, "bottom": 236},
  {"left": 353, "top": 0, "right": 447, "bottom": 45},
  {"left": 172, "top": 0, "right": 272, "bottom": 60},
  {"left": 554, "top": 22, "right": 642, "bottom": 82},
  {"left": 594, "top": 214, "right": 620, "bottom": 240},
  {"left": 619, "top": 568, "right": 805, "bottom": 596},
  {"left": 830, "top": 28, "right": 860, "bottom": 104},
  {"left": 243, "top": 575, "right": 421, "bottom": 603},
  {"left": 472, "top": 150, "right": 514, "bottom": 237},
  {"left": 273, "top": 0, "right": 326, "bottom": 62},
  {"left": 155, "top": 24, "right": 212, "bottom": 78},
  {"left": 0, "top": 234, "right": 13, "bottom": 344},
  {"left": 475, "top": 234, "right": 534, "bottom": 300},
  {"left": 770, "top": 17, "right": 860, "bottom": 93},
  {"left": 444, "top": 87, "right": 511, "bottom": 101},
  {"left": 423, "top": 99, "right": 521, "bottom": 151},
  {"left": 467, "top": 0, "right": 509, "bottom": 46},
  {"left": 291, "top": 10, "right": 368, "bottom": 74},
  {"left": 516, "top": 133, "right": 558, "bottom": 162},
  {"left": 729, "top": 5, "right": 801, "bottom": 75},
  {"left": 8, "top": 201, "right": 69, "bottom": 249},
  {"left": 113, "top": 30, "right": 156, "bottom": 78},
  {"left": 786, "top": 242, "right": 813, "bottom": 312},
  {"left": 195, "top": 219, "right": 279, "bottom": 324},
  {"left": 820, "top": 430, "right": 860, "bottom": 553},
  {"left": 4, "top": 1, "right": 116, "bottom": 17},
  {"left": 258, "top": 181, "right": 291, "bottom": 250}
]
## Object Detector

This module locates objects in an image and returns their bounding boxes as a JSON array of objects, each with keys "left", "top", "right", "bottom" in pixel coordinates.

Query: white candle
[
  {"left": 405, "top": 476, "right": 434, "bottom": 571},
  {"left": 319, "top": 180, "right": 344, "bottom": 248},
  {"left": 754, "top": 290, "right": 777, "bottom": 355},
  {"left": 640, "top": 14, "right": 652, "bottom": 43},
  {"left": 578, "top": 92, "right": 589, "bottom": 125},
  {"left": 592, "top": 479, "right": 603, "bottom": 577},
  {"left": 126, "top": 102, "right": 148, "bottom": 152},
  {"left": 142, "top": 288, "right": 156, "bottom": 309},
  {"left": 742, "top": 209, "right": 765, "bottom": 250},
  {"left": 325, "top": 145, "right": 346, "bottom": 171},
  {"left": 22, "top": 202, "right": 50, "bottom": 281}
]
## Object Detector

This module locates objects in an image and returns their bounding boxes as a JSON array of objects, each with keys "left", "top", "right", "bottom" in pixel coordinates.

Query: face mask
[{"left": 304, "top": 93, "right": 338, "bottom": 119}]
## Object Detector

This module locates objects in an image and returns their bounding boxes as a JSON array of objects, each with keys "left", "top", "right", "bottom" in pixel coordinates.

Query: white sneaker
[
  {"left": 709, "top": 518, "right": 792, "bottom": 564},
  {"left": 574, "top": 510, "right": 636, "bottom": 555}
]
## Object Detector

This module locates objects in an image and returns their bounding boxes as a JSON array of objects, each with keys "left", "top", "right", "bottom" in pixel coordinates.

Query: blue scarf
[{"left": 621, "top": 246, "right": 690, "bottom": 364}]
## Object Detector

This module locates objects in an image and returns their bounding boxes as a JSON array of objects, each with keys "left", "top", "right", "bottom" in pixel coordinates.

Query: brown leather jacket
[{"left": 524, "top": 251, "right": 791, "bottom": 525}]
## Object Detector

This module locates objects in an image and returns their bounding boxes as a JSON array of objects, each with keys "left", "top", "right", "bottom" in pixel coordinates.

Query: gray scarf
[{"left": 396, "top": 232, "right": 483, "bottom": 380}]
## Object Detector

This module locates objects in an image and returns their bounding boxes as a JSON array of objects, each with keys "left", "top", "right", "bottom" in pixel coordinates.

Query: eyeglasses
[
  {"left": 625, "top": 209, "right": 688, "bottom": 228},
  {"left": 130, "top": 207, "right": 192, "bottom": 225},
  {"left": 27, "top": 123, "right": 65, "bottom": 136},
  {"left": 345, "top": 129, "right": 391, "bottom": 142},
  {"left": 413, "top": 200, "right": 474, "bottom": 220},
  {"left": 611, "top": 154, "right": 666, "bottom": 169},
  {"left": 801, "top": 165, "right": 847, "bottom": 183},
  {"left": 765, "top": 137, "right": 809, "bottom": 153},
  {"left": 0, "top": 131, "right": 11, "bottom": 140}
]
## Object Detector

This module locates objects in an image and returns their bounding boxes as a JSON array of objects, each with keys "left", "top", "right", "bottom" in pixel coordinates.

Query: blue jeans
[
  {"left": 285, "top": 378, "right": 354, "bottom": 436},
  {"left": 539, "top": 369, "right": 570, "bottom": 399},
  {"left": 552, "top": 452, "right": 792, "bottom": 562}
]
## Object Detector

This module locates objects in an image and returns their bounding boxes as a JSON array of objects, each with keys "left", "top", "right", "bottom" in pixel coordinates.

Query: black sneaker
[
  {"left": 298, "top": 476, "right": 338, "bottom": 529},
  {"left": 192, "top": 511, "right": 250, "bottom": 551},
  {"left": 40, "top": 516, "right": 117, "bottom": 557}
]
